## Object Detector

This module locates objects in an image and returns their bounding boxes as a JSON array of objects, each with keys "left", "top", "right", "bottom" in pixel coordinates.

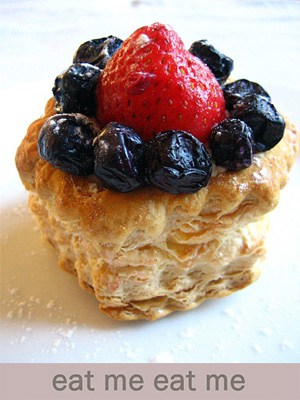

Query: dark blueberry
[
  {"left": 209, "top": 119, "right": 254, "bottom": 171},
  {"left": 189, "top": 40, "right": 233, "bottom": 85},
  {"left": 52, "top": 63, "right": 101, "bottom": 116},
  {"left": 223, "top": 79, "right": 271, "bottom": 111},
  {"left": 145, "top": 130, "right": 212, "bottom": 194},
  {"left": 38, "top": 114, "right": 98, "bottom": 175},
  {"left": 73, "top": 36, "right": 123, "bottom": 69},
  {"left": 231, "top": 94, "right": 285, "bottom": 152},
  {"left": 94, "top": 122, "right": 145, "bottom": 193}
]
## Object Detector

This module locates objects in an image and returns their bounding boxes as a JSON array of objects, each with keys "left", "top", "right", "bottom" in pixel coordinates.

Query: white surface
[{"left": 1, "top": 0, "right": 300, "bottom": 363}]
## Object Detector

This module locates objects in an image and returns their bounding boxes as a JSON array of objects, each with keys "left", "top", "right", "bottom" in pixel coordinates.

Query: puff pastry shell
[{"left": 15, "top": 97, "right": 300, "bottom": 320}]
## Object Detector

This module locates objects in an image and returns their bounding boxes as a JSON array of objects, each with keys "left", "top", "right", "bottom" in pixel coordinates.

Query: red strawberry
[{"left": 96, "top": 23, "right": 226, "bottom": 142}]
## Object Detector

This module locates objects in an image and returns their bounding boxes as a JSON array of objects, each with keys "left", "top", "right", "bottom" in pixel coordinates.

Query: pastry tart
[{"left": 16, "top": 23, "right": 300, "bottom": 320}]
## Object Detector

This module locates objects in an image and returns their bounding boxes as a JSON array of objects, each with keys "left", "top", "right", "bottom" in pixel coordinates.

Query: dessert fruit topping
[
  {"left": 231, "top": 94, "right": 285, "bottom": 152},
  {"left": 37, "top": 22, "right": 286, "bottom": 194},
  {"left": 96, "top": 23, "right": 226, "bottom": 143},
  {"left": 94, "top": 122, "right": 145, "bottom": 192},
  {"left": 209, "top": 119, "right": 254, "bottom": 171},
  {"left": 53, "top": 63, "right": 101, "bottom": 116},
  {"left": 189, "top": 39, "right": 233, "bottom": 85},
  {"left": 145, "top": 130, "right": 212, "bottom": 194},
  {"left": 223, "top": 79, "right": 285, "bottom": 152},
  {"left": 73, "top": 36, "right": 123, "bottom": 69},
  {"left": 223, "top": 79, "right": 271, "bottom": 111},
  {"left": 38, "top": 114, "right": 97, "bottom": 176}
]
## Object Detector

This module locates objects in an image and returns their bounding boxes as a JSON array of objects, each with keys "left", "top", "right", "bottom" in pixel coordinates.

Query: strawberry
[{"left": 96, "top": 23, "right": 226, "bottom": 142}]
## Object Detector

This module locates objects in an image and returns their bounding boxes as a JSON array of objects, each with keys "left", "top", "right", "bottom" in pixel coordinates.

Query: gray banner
[{"left": 0, "top": 363, "right": 299, "bottom": 400}]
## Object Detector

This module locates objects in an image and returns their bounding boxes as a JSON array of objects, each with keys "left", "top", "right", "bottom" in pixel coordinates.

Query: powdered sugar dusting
[
  {"left": 211, "top": 164, "right": 226, "bottom": 177},
  {"left": 260, "top": 328, "right": 273, "bottom": 337},
  {"left": 46, "top": 300, "right": 56, "bottom": 309},
  {"left": 135, "top": 33, "right": 151, "bottom": 47},
  {"left": 280, "top": 340, "right": 294, "bottom": 351},
  {"left": 252, "top": 343, "right": 263, "bottom": 354},
  {"left": 238, "top": 182, "right": 249, "bottom": 192},
  {"left": 119, "top": 341, "right": 142, "bottom": 360},
  {"left": 150, "top": 351, "right": 175, "bottom": 363},
  {"left": 252, "top": 154, "right": 263, "bottom": 167},
  {"left": 252, "top": 167, "right": 268, "bottom": 183},
  {"left": 179, "top": 327, "right": 195, "bottom": 338}
]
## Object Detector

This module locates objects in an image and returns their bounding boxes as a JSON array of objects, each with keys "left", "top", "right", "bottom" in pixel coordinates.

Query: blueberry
[
  {"left": 145, "top": 130, "right": 212, "bottom": 194},
  {"left": 223, "top": 79, "right": 271, "bottom": 111},
  {"left": 189, "top": 40, "right": 233, "bottom": 85},
  {"left": 209, "top": 119, "right": 254, "bottom": 171},
  {"left": 38, "top": 114, "right": 98, "bottom": 175},
  {"left": 53, "top": 63, "right": 101, "bottom": 116},
  {"left": 231, "top": 94, "right": 285, "bottom": 152},
  {"left": 73, "top": 36, "right": 123, "bottom": 69},
  {"left": 94, "top": 122, "right": 145, "bottom": 192}
]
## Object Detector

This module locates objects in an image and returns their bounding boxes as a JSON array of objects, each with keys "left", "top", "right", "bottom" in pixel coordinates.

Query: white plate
[{"left": 1, "top": 78, "right": 300, "bottom": 363}]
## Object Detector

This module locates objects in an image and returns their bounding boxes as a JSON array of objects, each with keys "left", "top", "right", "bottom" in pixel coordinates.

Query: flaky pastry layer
[{"left": 15, "top": 97, "right": 300, "bottom": 320}]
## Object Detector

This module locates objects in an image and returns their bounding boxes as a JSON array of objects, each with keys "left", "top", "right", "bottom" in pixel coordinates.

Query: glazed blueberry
[
  {"left": 210, "top": 119, "right": 254, "bottom": 171},
  {"left": 94, "top": 122, "right": 145, "bottom": 192},
  {"left": 223, "top": 79, "right": 271, "bottom": 111},
  {"left": 231, "top": 94, "right": 285, "bottom": 152},
  {"left": 189, "top": 40, "right": 233, "bottom": 85},
  {"left": 73, "top": 36, "right": 123, "bottom": 69},
  {"left": 145, "top": 130, "right": 212, "bottom": 194},
  {"left": 38, "top": 114, "right": 98, "bottom": 175},
  {"left": 53, "top": 63, "right": 101, "bottom": 116}
]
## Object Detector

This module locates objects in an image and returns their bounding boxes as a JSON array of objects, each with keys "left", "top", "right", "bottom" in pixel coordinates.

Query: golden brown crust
[{"left": 15, "top": 97, "right": 300, "bottom": 320}]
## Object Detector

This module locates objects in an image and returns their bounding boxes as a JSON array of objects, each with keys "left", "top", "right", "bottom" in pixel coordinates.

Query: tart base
[
  {"left": 29, "top": 192, "right": 267, "bottom": 320},
  {"left": 15, "top": 98, "right": 300, "bottom": 320}
]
